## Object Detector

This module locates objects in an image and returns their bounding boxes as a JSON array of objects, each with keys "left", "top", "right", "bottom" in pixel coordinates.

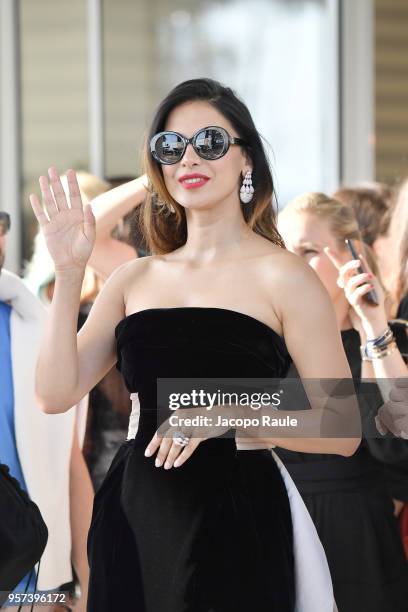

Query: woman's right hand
[{"left": 29, "top": 167, "right": 96, "bottom": 273}]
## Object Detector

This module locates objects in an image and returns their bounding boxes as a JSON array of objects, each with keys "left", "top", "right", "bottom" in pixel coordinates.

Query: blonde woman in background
[
  {"left": 332, "top": 184, "right": 408, "bottom": 436},
  {"left": 276, "top": 192, "right": 408, "bottom": 612}
]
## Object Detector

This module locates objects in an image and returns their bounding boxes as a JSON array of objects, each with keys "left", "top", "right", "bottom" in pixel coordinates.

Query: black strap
[
  {"left": 30, "top": 559, "right": 40, "bottom": 612},
  {"left": 16, "top": 558, "right": 41, "bottom": 612}
]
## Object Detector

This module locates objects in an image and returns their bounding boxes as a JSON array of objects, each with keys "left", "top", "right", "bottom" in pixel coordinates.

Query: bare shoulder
[
  {"left": 104, "top": 254, "right": 157, "bottom": 299},
  {"left": 78, "top": 255, "right": 157, "bottom": 332},
  {"left": 255, "top": 246, "right": 333, "bottom": 321},
  {"left": 108, "top": 253, "right": 154, "bottom": 281},
  {"left": 256, "top": 245, "right": 324, "bottom": 289}
]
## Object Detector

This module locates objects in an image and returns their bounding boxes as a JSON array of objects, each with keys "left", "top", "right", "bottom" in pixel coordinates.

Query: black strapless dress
[{"left": 86, "top": 307, "right": 295, "bottom": 612}]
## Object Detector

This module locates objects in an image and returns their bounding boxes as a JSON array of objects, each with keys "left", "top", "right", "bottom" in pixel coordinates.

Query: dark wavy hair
[{"left": 136, "top": 78, "right": 284, "bottom": 254}]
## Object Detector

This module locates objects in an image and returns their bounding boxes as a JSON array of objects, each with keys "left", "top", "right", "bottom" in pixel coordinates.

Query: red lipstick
[{"left": 178, "top": 173, "right": 210, "bottom": 190}]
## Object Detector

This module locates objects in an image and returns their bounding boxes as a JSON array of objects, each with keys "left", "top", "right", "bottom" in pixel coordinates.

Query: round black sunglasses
[{"left": 150, "top": 125, "right": 247, "bottom": 165}]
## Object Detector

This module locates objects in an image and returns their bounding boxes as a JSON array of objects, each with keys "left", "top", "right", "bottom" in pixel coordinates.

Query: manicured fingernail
[
  {"left": 164, "top": 462, "right": 171, "bottom": 470},
  {"left": 174, "top": 460, "right": 181, "bottom": 468},
  {"left": 144, "top": 448, "right": 152, "bottom": 457},
  {"left": 155, "top": 458, "right": 162, "bottom": 467}
]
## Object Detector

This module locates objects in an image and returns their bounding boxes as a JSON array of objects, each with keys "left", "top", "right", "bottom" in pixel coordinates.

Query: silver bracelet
[
  {"left": 362, "top": 340, "right": 397, "bottom": 361},
  {"left": 366, "top": 326, "right": 393, "bottom": 347},
  {"left": 369, "top": 342, "right": 397, "bottom": 360}
]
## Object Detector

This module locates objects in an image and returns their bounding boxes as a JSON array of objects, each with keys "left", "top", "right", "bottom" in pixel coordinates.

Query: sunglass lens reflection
[
  {"left": 155, "top": 133, "right": 185, "bottom": 163},
  {"left": 195, "top": 128, "right": 226, "bottom": 159}
]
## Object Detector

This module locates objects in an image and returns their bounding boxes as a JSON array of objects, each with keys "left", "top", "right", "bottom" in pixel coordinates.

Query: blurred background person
[
  {"left": 276, "top": 192, "right": 408, "bottom": 612},
  {"left": 86, "top": 174, "right": 149, "bottom": 281},
  {"left": 333, "top": 182, "right": 408, "bottom": 437},
  {"left": 333, "top": 184, "right": 396, "bottom": 299},
  {"left": 0, "top": 212, "right": 92, "bottom": 612}
]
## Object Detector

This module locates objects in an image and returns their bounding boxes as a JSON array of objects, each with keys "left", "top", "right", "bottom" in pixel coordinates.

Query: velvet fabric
[{"left": 87, "top": 307, "right": 295, "bottom": 612}]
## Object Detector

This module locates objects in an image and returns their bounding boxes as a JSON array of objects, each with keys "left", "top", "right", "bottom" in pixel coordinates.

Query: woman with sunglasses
[{"left": 30, "top": 78, "right": 360, "bottom": 612}]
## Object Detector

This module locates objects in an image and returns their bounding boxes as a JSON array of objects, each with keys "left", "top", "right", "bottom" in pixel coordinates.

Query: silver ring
[{"left": 173, "top": 430, "right": 190, "bottom": 447}]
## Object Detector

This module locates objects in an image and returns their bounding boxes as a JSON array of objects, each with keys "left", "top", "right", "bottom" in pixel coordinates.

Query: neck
[{"left": 180, "top": 196, "right": 252, "bottom": 263}]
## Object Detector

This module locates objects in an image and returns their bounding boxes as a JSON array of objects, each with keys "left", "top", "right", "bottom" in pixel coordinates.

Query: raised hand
[
  {"left": 324, "top": 247, "right": 386, "bottom": 333},
  {"left": 29, "top": 167, "right": 96, "bottom": 273}
]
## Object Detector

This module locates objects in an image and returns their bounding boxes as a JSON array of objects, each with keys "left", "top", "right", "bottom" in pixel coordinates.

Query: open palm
[{"left": 29, "top": 167, "right": 95, "bottom": 272}]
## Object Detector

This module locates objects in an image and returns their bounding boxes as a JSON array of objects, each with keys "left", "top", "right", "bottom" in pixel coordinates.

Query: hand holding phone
[{"left": 344, "top": 239, "right": 379, "bottom": 306}]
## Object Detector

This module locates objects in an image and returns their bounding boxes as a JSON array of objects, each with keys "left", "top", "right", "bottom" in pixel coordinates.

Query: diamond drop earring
[{"left": 240, "top": 170, "right": 254, "bottom": 204}]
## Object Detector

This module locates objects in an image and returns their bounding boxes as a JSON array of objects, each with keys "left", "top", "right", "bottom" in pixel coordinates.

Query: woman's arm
[
  {"left": 69, "top": 421, "right": 93, "bottom": 611},
  {"left": 87, "top": 175, "right": 148, "bottom": 280},
  {"left": 35, "top": 259, "right": 138, "bottom": 413},
  {"left": 243, "top": 252, "right": 362, "bottom": 456},
  {"left": 29, "top": 168, "right": 139, "bottom": 413}
]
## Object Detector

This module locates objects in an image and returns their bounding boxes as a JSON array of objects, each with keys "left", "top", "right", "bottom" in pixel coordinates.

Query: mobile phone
[{"left": 344, "top": 239, "right": 379, "bottom": 306}]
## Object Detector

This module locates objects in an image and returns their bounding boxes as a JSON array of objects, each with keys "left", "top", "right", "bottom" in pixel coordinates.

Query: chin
[
  {"left": 179, "top": 189, "right": 237, "bottom": 211},
  {"left": 173, "top": 192, "right": 218, "bottom": 211}
]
